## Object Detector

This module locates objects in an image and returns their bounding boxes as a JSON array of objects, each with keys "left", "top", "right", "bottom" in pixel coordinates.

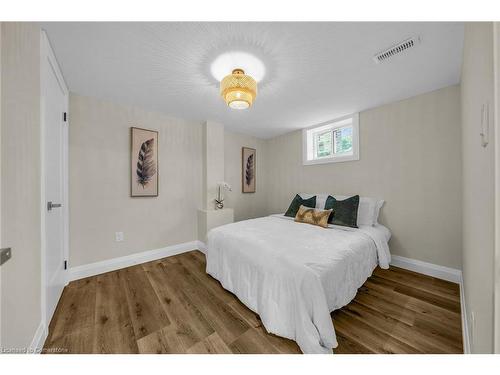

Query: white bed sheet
[{"left": 206, "top": 214, "right": 391, "bottom": 354}]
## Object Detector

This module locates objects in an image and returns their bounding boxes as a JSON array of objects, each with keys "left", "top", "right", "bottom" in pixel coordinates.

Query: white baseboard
[
  {"left": 390, "top": 255, "right": 462, "bottom": 283},
  {"left": 67, "top": 240, "right": 200, "bottom": 282},
  {"left": 29, "top": 321, "right": 48, "bottom": 353},
  {"left": 390, "top": 254, "right": 468, "bottom": 354},
  {"left": 459, "top": 275, "right": 471, "bottom": 354},
  {"left": 197, "top": 240, "right": 207, "bottom": 254}
]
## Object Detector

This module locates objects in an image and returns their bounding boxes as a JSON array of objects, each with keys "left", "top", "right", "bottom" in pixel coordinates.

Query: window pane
[
  {"left": 333, "top": 126, "right": 353, "bottom": 154},
  {"left": 303, "top": 115, "right": 358, "bottom": 164},
  {"left": 315, "top": 130, "right": 332, "bottom": 158}
]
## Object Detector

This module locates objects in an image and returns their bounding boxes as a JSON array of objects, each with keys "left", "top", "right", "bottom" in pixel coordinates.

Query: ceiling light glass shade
[{"left": 220, "top": 69, "right": 257, "bottom": 109}]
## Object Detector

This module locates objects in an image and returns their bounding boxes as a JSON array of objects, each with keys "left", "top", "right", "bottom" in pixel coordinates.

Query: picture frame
[
  {"left": 242, "top": 147, "right": 256, "bottom": 193},
  {"left": 131, "top": 127, "right": 159, "bottom": 197}
]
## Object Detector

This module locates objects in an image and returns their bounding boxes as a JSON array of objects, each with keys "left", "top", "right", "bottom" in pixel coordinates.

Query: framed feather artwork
[
  {"left": 242, "top": 147, "right": 256, "bottom": 193},
  {"left": 131, "top": 127, "right": 159, "bottom": 197}
]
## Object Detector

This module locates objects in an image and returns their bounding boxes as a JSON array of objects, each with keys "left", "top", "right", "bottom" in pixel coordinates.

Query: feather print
[
  {"left": 136, "top": 138, "right": 156, "bottom": 187},
  {"left": 245, "top": 153, "right": 254, "bottom": 186}
]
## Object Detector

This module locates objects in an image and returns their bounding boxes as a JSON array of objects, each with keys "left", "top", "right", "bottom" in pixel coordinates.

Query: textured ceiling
[{"left": 40, "top": 22, "right": 464, "bottom": 139}]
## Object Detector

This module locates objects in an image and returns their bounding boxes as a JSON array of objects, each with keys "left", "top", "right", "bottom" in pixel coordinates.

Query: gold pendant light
[{"left": 220, "top": 68, "right": 257, "bottom": 110}]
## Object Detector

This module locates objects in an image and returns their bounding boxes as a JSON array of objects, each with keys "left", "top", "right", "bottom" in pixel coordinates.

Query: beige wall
[
  {"left": 203, "top": 121, "right": 225, "bottom": 210},
  {"left": 461, "top": 22, "right": 495, "bottom": 353},
  {"left": 68, "top": 94, "right": 270, "bottom": 267},
  {"left": 224, "top": 129, "right": 268, "bottom": 221},
  {"left": 69, "top": 94, "right": 203, "bottom": 267},
  {"left": 1, "top": 23, "right": 42, "bottom": 348},
  {"left": 265, "top": 85, "right": 462, "bottom": 269}
]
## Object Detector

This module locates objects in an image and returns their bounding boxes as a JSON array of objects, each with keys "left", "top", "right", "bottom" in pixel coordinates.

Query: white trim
[
  {"left": 493, "top": 22, "right": 500, "bottom": 354},
  {"left": 197, "top": 240, "right": 207, "bottom": 254},
  {"left": 459, "top": 275, "right": 471, "bottom": 354},
  {"left": 390, "top": 255, "right": 461, "bottom": 283},
  {"left": 390, "top": 255, "right": 469, "bottom": 353},
  {"left": 39, "top": 27, "right": 47, "bottom": 339},
  {"left": 0, "top": 22, "right": 3, "bottom": 350},
  {"left": 302, "top": 113, "right": 360, "bottom": 165},
  {"left": 67, "top": 241, "right": 200, "bottom": 282},
  {"left": 40, "top": 30, "right": 70, "bottom": 330},
  {"left": 29, "top": 321, "right": 48, "bottom": 354}
]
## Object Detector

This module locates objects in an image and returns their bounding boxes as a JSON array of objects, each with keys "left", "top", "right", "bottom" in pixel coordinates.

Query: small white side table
[{"left": 197, "top": 208, "right": 234, "bottom": 250}]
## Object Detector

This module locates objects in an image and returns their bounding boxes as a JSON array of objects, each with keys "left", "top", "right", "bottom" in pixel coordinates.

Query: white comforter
[{"left": 206, "top": 214, "right": 391, "bottom": 354}]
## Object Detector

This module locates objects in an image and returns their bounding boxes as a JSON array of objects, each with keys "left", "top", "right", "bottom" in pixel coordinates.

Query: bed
[{"left": 205, "top": 200, "right": 391, "bottom": 354}]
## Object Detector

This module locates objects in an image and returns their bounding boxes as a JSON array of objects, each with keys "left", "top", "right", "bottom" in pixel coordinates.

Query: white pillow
[
  {"left": 373, "top": 199, "right": 385, "bottom": 224},
  {"left": 299, "top": 193, "right": 383, "bottom": 226},
  {"left": 298, "top": 193, "right": 327, "bottom": 210}
]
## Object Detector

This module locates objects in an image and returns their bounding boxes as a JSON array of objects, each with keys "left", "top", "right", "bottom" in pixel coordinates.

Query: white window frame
[{"left": 302, "top": 113, "right": 359, "bottom": 165}]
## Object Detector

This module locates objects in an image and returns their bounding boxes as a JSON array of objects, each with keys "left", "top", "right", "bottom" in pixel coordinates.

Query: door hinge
[
  {"left": 63, "top": 112, "right": 67, "bottom": 122},
  {"left": 64, "top": 260, "right": 67, "bottom": 270},
  {"left": 0, "top": 248, "right": 12, "bottom": 266}
]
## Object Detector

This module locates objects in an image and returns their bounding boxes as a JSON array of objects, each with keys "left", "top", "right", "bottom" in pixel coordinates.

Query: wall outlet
[{"left": 115, "top": 232, "right": 124, "bottom": 242}]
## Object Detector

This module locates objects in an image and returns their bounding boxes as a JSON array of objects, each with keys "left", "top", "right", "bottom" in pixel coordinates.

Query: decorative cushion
[
  {"left": 284, "top": 194, "right": 317, "bottom": 217},
  {"left": 294, "top": 205, "right": 332, "bottom": 228},
  {"left": 329, "top": 195, "right": 379, "bottom": 226},
  {"left": 300, "top": 193, "right": 383, "bottom": 226},
  {"left": 324, "top": 195, "right": 360, "bottom": 228},
  {"left": 298, "top": 193, "right": 326, "bottom": 209}
]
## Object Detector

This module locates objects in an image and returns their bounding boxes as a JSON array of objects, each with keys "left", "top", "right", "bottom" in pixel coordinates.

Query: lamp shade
[{"left": 220, "top": 69, "right": 257, "bottom": 109}]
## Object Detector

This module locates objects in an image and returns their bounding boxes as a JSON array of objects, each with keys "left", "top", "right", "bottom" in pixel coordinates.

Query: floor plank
[
  {"left": 343, "top": 301, "right": 461, "bottom": 353},
  {"left": 373, "top": 267, "right": 460, "bottom": 302},
  {"left": 229, "top": 329, "right": 280, "bottom": 354},
  {"left": 334, "top": 333, "right": 373, "bottom": 354},
  {"left": 178, "top": 252, "right": 234, "bottom": 304},
  {"left": 120, "top": 265, "right": 171, "bottom": 340},
  {"left": 187, "top": 332, "right": 233, "bottom": 354},
  {"left": 363, "top": 277, "right": 462, "bottom": 330},
  {"left": 137, "top": 325, "right": 189, "bottom": 354},
  {"left": 333, "top": 310, "right": 422, "bottom": 354},
  {"left": 44, "top": 250, "right": 463, "bottom": 354},
  {"left": 93, "top": 271, "right": 138, "bottom": 353},
  {"left": 45, "top": 277, "right": 97, "bottom": 347},
  {"left": 159, "top": 257, "right": 250, "bottom": 346},
  {"left": 143, "top": 260, "right": 214, "bottom": 349},
  {"left": 44, "top": 327, "right": 95, "bottom": 354},
  {"left": 354, "top": 287, "right": 417, "bottom": 326}
]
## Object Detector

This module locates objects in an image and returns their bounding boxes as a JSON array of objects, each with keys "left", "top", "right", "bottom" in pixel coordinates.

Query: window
[{"left": 303, "top": 113, "right": 359, "bottom": 165}]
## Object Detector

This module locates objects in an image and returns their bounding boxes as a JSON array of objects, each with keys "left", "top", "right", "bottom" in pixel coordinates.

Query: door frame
[
  {"left": 494, "top": 22, "right": 500, "bottom": 354},
  {"left": 40, "top": 30, "right": 69, "bottom": 335}
]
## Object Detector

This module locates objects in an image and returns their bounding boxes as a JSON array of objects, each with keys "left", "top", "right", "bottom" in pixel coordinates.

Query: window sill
[{"left": 303, "top": 154, "right": 359, "bottom": 166}]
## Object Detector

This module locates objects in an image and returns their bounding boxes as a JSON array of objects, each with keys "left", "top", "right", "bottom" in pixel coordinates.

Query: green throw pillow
[
  {"left": 284, "top": 194, "right": 317, "bottom": 217},
  {"left": 324, "top": 195, "right": 359, "bottom": 228}
]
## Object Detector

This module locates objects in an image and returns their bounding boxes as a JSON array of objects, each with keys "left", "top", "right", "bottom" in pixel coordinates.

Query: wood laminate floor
[{"left": 43, "top": 250, "right": 463, "bottom": 354}]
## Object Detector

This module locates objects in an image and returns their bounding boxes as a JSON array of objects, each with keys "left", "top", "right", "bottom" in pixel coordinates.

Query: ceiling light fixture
[{"left": 220, "top": 68, "right": 257, "bottom": 110}]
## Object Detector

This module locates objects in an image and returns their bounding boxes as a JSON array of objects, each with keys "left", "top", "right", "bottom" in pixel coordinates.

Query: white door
[{"left": 42, "top": 31, "right": 68, "bottom": 327}]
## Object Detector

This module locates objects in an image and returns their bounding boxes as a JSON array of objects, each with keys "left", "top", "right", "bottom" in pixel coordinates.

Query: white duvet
[{"left": 206, "top": 214, "right": 391, "bottom": 354}]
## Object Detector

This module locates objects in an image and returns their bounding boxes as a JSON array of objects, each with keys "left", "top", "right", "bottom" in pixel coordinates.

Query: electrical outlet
[{"left": 115, "top": 232, "right": 124, "bottom": 242}]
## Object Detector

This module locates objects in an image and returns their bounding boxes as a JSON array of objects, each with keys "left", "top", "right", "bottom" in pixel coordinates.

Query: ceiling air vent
[{"left": 373, "top": 36, "right": 421, "bottom": 64}]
